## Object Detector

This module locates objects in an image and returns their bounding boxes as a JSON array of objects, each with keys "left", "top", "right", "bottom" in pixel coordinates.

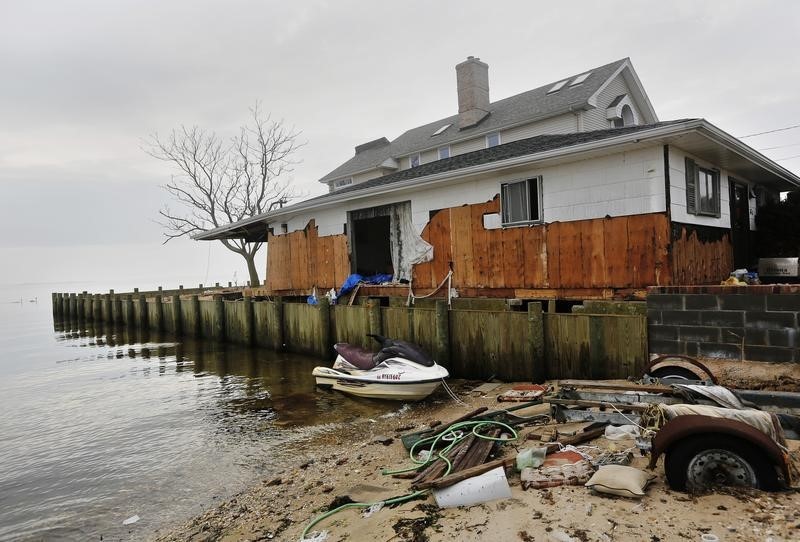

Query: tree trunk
[{"left": 245, "top": 253, "right": 261, "bottom": 287}]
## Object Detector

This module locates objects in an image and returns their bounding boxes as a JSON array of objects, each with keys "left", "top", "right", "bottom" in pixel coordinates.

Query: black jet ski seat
[{"left": 333, "top": 343, "right": 377, "bottom": 370}]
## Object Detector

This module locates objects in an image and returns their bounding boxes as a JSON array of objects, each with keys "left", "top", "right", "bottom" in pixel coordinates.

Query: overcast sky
[{"left": 1, "top": 0, "right": 799, "bottom": 287}]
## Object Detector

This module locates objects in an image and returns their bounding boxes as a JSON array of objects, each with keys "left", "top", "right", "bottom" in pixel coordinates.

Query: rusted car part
[
  {"left": 648, "top": 415, "right": 788, "bottom": 491},
  {"left": 643, "top": 355, "right": 717, "bottom": 384}
]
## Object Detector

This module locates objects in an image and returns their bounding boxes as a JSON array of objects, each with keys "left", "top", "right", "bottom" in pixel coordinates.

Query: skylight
[
  {"left": 570, "top": 72, "right": 591, "bottom": 86},
  {"left": 432, "top": 123, "right": 451, "bottom": 136},
  {"left": 547, "top": 80, "right": 568, "bottom": 93}
]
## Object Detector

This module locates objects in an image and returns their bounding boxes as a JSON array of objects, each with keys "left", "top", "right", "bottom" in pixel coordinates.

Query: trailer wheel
[{"left": 664, "top": 434, "right": 781, "bottom": 492}]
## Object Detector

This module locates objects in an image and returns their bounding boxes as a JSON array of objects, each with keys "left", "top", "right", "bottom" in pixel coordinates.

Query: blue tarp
[{"left": 339, "top": 273, "right": 393, "bottom": 296}]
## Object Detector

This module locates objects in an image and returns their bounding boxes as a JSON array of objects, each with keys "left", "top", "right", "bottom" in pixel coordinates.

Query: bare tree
[{"left": 145, "top": 104, "right": 302, "bottom": 286}]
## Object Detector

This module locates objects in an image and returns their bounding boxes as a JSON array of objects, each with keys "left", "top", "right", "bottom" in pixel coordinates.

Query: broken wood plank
[
  {"left": 558, "top": 380, "right": 673, "bottom": 393},
  {"left": 415, "top": 456, "right": 516, "bottom": 490}
]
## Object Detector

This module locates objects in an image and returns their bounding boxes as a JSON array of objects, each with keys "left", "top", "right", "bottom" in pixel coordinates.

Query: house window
[
  {"left": 409, "top": 153, "right": 421, "bottom": 168},
  {"left": 486, "top": 132, "right": 501, "bottom": 148},
  {"left": 684, "top": 157, "right": 720, "bottom": 217},
  {"left": 438, "top": 146, "right": 450, "bottom": 160},
  {"left": 501, "top": 177, "right": 543, "bottom": 225},
  {"left": 333, "top": 177, "right": 353, "bottom": 189}
]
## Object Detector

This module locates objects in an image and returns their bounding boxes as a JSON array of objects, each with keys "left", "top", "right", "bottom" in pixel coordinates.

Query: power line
[
  {"left": 757, "top": 142, "right": 800, "bottom": 151},
  {"left": 775, "top": 154, "right": 800, "bottom": 161},
  {"left": 739, "top": 124, "right": 800, "bottom": 138}
]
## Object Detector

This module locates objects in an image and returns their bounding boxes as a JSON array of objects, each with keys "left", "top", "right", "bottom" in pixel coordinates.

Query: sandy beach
[{"left": 151, "top": 367, "right": 800, "bottom": 542}]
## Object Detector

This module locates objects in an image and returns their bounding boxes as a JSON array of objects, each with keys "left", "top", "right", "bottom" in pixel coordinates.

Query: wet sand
[{"left": 151, "top": 372, "right": 800, "bottom": 542}]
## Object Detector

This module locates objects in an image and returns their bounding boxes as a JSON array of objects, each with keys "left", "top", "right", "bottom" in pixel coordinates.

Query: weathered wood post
[
  {"left": 123, "top": 295, "right": 134, "bottom": 327},
  {"left": 435, "top": 300, "right": 450, "bottom": 367},
  {"left": 138, "top": 293, "right": 148, "bottom": 329},
  {"left": 189, "top": 295, "right": 201, "bottom": 337},
  {"left": 113, "top": 292, "right": 123, "bottom": 325},
  {"left": 103, "top": 293, "right": 111, "bottom": 322},
  {"left": 366, "top": 298, "right": 382, "bottom": 337},
  {"left": 211, "top": 294, "right": 225, "bottom": 342},
  {"left": 242, "top": 295, "right": 254, "bottom": 346},
  {"left": 272, "top": 296, "right": 285, "bottom": 351},
  {"left": 51, "top": 293, "right": 58, "bottom": 316},
  {"left": 171, "top": 294, "right": 183, "bottom": 335},
  {"left": 94, "top": 294, "right": 102, "bottom": 321},
  {"left": 152, "top": 294, "right": 163, "bottom": 331},
  {"left": 69, "top": 293, "right": 77, "bottom": 321},
  {"left": 318, "top": 297, "right": 332, "bottom": 359},
  {"left": 528, "top": 302, "right": 546, "bottom": 382}
]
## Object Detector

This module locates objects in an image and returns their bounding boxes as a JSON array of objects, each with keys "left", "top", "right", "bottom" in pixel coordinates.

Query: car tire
[{"left": 664, "top": 434, "right": 781, "bottom": 492}]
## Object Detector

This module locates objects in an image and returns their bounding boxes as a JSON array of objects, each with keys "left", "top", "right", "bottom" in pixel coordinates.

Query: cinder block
[
  {"left": 766, "top": 295, "right": 800, "bottom": 312},
  {"left": 684, "top": 295, "right": 719, "bottom": 310},
  {"left": 648, "top": 294, "right": 684, "bottom": 310},
  {"left": 649, "top": 325, "right": 679, "bottom": 341},
  {"left": 677, "top": 326, "right": 720, "bottom": 343},
  {"left": 701, "top": 311, "right": 745, "bottom": 328},
  {"left": 768, "top": 329, "right": 798, "bottom": 348},
  {"left": 647, "top": 309, "right": 662, "bottom": 325},
  {"left": 744, "top": 345, "right": 795, "bottom": 363},
  {"left": 698, "top": 342, "right": 743, "bottom": 360},
  {"left": 719, "top": 294, "right": 766, "bottom": 311},
  {"left": 745, "top": 311, "right": 797, "bottom": 330},
  {"left": 663, "top": 310, "right": 701, "bottom": 326},
  {"left": 685, "top": 342, "right": 699, "bottom": 356},
  {"left": 717, "top": 327, "right": 768, "bottom": 346},
  {"left": 648, "top": 338, "right": 682, "bottom": 356}
]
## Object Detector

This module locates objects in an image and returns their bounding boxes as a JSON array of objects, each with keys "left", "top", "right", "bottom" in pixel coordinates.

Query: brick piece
[
  {"left": 698, "top": 342, "right": 743, "bottom": 360},
  {"left": 719, "top": 295, "right": 766, "bottom": 311},
  {"left": 648, "top": 294, "right": 684, "bottom": 310},
  {"left": 649, "top": 325, "right": 679, "bottom": 341},
  {"left": 663, "top": 310, "right": 701, "bottom": 326},
  {"left": 677, "top": 326, "right": 720, "bottom": 343},
  {"left": 768, "top": 329, "right": 798, "bottom": 348},
  {"left": 684, "top": 295, "right": 719, "bottom": 310},
  {"left": 745, "top": 311, "right": 797, "bottom": 330},
  {"left": 766, "top": 295, "right": 800, "bottom": 312},
  {"left": 744, "top": 345, "right": 795, "bottom": 363},
  {"left": 701, "top": 311, "right": 745, "bottom": 328}
]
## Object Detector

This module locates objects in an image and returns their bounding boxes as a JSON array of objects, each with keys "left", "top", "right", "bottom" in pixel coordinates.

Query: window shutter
[
  {"left": 685, "top": 157, "right": 697, "bottom": 214},
  {"left": 713, "top": 169, "right": 721, "bottom": 217}
]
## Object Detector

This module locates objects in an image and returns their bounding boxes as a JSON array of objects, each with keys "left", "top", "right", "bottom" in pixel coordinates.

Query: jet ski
[{"left": 312, "top": 334, "right": 449, "bottom": 401}]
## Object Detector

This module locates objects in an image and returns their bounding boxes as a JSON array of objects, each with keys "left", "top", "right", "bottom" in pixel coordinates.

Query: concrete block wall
[{"left": 648, "top": 285, "right": 800, "bottom": 362}]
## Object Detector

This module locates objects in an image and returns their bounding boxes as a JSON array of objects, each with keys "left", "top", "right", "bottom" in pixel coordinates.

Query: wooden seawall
[{"left": 51, "top": 289, "right": 648, "bottom": 381}]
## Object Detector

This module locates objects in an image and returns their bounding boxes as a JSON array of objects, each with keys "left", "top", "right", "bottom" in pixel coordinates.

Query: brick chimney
[{"left": 456, "top": 56, "right": 490, "bottom": 130}]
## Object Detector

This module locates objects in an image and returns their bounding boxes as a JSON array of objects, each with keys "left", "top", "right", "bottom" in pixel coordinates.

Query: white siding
[
  {"left": 669, "top": 147, "right": 731, "bottom": 229},
  {"left": 502, "top": 113, "right": 579, "bottom": 142},
  {"left": 273, "top": 145, "right": 668, "bottom": 237},
  {"left": 583, "top": 74, "right": 644, "bottom": 131}
]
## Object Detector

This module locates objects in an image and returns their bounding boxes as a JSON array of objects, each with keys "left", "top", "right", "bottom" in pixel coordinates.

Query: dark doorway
[
  {"left": 351, "top": 215, "right": 393, "bottom": 275},
  {"left": 729, "top": 179, "right": 752, "bottom": 268}
]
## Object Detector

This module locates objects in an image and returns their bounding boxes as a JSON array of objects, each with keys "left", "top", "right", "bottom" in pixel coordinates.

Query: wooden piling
[
  {"left": 318, "top": 297, "right": 332, "bottom": 360},
  {"left": 272, "top": 296, "right": 285, "bottom": 351},
  {"left": 366, "top": 298, "right": 382, "bottom": 338},
  {"left": 528, "top": 301, "right": 545, "bottom": 382},
  {"left": 171, "top": 294, "right": 182, "bottom": 335},
  {"left": 242, "top": 295, "right": 254, "bottom": 346},
  {"left": 137, "top": 293, "right": 148, "bottom": 328},
  {"left": 212, "top": 295, "right": 225, "bottom": 342},
  {"left": 435, "top": 300, "right": 450, "bottom": 367},
  {"left": 152, "top": 295, "right": 163, "bottom": 331},
  {"left": 189, "top": 295, "right": 201, "bottom": 337}
]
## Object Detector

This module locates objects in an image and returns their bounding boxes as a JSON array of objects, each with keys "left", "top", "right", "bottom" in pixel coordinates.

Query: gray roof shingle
[{"left": 319, "top": 58, "right": 629, "bottom": 183}]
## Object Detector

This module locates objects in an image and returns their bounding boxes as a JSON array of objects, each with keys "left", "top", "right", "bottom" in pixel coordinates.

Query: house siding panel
[{"left": 583, "top": 74, "right": 645, "bottom": 131}]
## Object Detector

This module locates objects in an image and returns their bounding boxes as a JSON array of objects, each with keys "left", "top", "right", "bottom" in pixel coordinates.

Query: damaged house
[{"left": 197, "top": 57, "right": 800, "bottom": 301}]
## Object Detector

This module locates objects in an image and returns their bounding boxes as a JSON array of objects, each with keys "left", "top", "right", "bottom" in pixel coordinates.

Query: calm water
[{"left": 0, "top": 283, "right": 393, "bottom": 541}]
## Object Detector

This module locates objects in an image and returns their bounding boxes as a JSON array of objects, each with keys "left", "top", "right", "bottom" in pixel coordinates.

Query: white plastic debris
[
  {"left": 604, "top": 424, "right": 640, "bottom": 440},
  {"left": 433, "top": 466, "right": 511, "bottom": 508},
  {"left": 301, "top": 531, "right": 329, "bottom": 542},
  {"left": 122, "top": 515, "right": 140, "bottom": 525},
  {"left": 361, "top": 502, "right": 384, "bottom": 518}
]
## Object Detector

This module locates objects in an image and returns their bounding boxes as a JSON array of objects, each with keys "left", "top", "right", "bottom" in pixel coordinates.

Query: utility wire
[
  {"left": 757, "top": 142, "right": 800, "bottom": 151},
  {"left": 775, "top": 154, "right": 800, "bottom": 161},
  {"left": 739, "top": 124, "right": 800, "bottom": 138}
]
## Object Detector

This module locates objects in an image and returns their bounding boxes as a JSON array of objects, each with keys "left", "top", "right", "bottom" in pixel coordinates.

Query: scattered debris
[{"left": 122, "top": 515, "right": 140, "bottom": 526}]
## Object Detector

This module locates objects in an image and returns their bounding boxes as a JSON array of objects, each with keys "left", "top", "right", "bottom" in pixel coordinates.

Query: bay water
[{"left": 0, "top": 282, "right": 392, "bottom": 541}]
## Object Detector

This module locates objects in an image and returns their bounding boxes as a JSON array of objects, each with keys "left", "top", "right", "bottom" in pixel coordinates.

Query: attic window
[
  {"left": 409, "top": 154, "right": 421, "bottom": 168},
  {"left": 570, "top": 72, "right": 591, "bottom": 86},
  {"left": 548, "top": 80, "right": 568, "bottom": 93},
  {"left": 333, "top": 177, "right": 353, "bottom": 189},
  {"left": 486, "top": 132, "right": 501, "bottom": 148},
  {"left": 432, "top": 123, "right": 451, "bottom": 136},
  {"left": 438, "top": 146, "right": 450, "bottom": 160}
]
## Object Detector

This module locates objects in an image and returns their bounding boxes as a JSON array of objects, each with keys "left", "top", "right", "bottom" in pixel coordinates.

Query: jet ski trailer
[{"left": 312, "top": 334, "right": 449, "bottom": 401}]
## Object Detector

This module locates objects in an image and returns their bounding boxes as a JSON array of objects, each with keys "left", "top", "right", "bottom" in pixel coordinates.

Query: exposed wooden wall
[
  {"left": 412, "top": 197, "right": 671, "bottom": 290},
  {"left": 670, "top": 223, "right": 733, "bottom": 286},
  {"left": 266, "top": 220, "right": 349, "bottom": 292}
]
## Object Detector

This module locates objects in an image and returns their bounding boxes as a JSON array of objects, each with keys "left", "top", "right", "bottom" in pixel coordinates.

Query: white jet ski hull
[{"left": 313, "top": 355, "right": 449, "bottom": 401}]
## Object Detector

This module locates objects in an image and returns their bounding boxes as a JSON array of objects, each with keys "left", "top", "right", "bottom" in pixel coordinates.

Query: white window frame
[
  {"left": 500, "top": 176, "right": 543, "bottom": 226},
  {"left": 486, "top": 132, "right": 501, "bottom": 148},
  {"left": 409, "top": 153, "right": 421, "bottom": 168},
  {"left": 438, "top": 146, "right": 450, "bottom": 160},
  {"left": 333, "top": 177, "right": 353, "bottom": 189}
]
